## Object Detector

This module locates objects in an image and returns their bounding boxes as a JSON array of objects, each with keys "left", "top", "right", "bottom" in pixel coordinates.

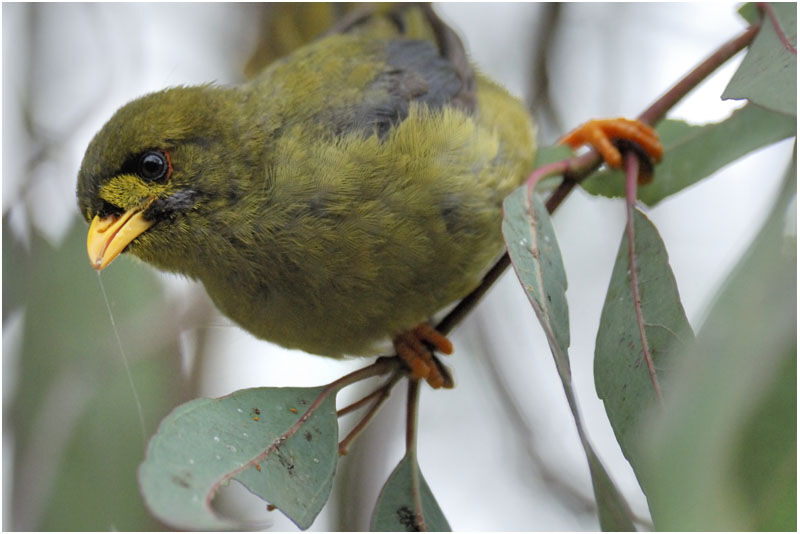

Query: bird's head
[{"left": 77, "top": 85, "right": 247, "bottom": 275}]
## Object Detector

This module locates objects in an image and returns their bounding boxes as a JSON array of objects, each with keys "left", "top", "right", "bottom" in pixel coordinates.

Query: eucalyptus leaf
[
  {"left": 502, "top": 187, "right": 570, "bottom": 381},
  {"left": 594, "top": 208, "right": 694, "bottom": 498},
  {"left": 138, "top": 386, "right": 338, "bottom": 530},
  {"left": 370, "top": 453, "right": 450, "bottom": 532},
  {"left": 581, "top": 105, "right": 796, "bottom": 205},
  {"left": 736, "top": 3, "right": 760, "bottom": 25},
  {"left": 502, "top": 187, "right": 636, "bottom": 531},
  {"left": 723, "top": 3, "right": 797, "bottom": 116},
  {"left": 640, "top": 147, "right": 796, "bottom": 530}
]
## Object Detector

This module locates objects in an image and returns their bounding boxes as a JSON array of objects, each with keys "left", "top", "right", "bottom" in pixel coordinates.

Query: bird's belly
[{"left": 202, "top": 237, "right": 503, "bottom": 358}]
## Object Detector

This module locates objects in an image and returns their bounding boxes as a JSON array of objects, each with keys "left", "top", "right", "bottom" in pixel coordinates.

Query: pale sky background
[{"left": 3, "top": 3, "right": 794, "bottom": 531}]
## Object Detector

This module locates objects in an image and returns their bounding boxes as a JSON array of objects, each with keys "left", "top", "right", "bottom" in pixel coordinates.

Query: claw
[
  {"left": 560, "top": 118, "right": 663, "bottom": 169},
  {"left": 393, "top": 323, "right": 454, "bottom": 389}
]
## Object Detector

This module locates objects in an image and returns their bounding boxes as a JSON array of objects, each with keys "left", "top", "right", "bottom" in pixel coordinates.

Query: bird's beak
[{"left": 87, "top": 207, "right": 154, "bottom": 270}]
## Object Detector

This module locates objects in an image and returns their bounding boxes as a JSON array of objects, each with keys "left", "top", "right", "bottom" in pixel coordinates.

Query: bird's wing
[
  {"left": 328, "top": 4, "right": 475, "bottom": 113},
  {"left": 251, "top": 5, "right": 476, "bottom": 141}
]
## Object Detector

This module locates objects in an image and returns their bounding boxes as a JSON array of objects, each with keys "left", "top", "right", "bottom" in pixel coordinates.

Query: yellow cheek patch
[{"left": 98, "top": 174, "right": 170, "bottom": 210}]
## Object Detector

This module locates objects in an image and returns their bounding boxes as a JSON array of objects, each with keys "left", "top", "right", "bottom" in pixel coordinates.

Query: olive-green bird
[{"left": 77, "top": 5, "right": 536, "bottom": 388}]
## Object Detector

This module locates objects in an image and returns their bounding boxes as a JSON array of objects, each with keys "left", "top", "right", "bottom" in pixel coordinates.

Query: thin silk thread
[{"left": 97, "top": 272, "right": 147, "bottom": 447}]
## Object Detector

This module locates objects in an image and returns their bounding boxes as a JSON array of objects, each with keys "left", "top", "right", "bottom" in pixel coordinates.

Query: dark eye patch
[{"left": 118, "top": 149, "right": 172, "bottom": 183}]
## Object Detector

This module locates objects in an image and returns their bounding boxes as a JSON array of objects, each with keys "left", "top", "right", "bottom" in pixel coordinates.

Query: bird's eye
[{"left": 138, "top": 151, "right": 170, "bottom": 182}]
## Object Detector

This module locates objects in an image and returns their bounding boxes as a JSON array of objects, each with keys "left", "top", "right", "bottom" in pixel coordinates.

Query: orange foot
[
  {"left": 393, "top": 323, "right": 454, "bottom": 389},
  {"left": 560, "top": 118, "right": 663, "bottom": 171}
]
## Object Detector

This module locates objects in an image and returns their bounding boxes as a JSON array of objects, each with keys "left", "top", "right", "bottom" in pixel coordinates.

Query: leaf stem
[
  {"left": 405, "top": 378, "right": 427, "bottom": 531},
  {"left": 336, "top": 374, "right": 399, "bottom": 417},
  {"left": 623, "top": 152, "right": 664, "bottom": 404},
  {"left": 337, "top": 371, "right": 404, "bottom": 455},
  {"left": 328, "top": 356, "right": 401, "bottom": 393}
]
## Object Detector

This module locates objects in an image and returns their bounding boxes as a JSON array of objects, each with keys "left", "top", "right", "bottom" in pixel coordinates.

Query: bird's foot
[
  {"left": 393, "top": 323, "right": 454, "bottom": 389},
  {"left": 560, "top": 118, "right": 662, "bottom": 181}
]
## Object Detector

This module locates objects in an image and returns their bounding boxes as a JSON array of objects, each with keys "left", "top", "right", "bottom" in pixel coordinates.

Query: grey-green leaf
[
  {"left": 585, "top": 447, "right": 637, "bottom": 531},
  {"left": 736, "top": 3, "right": 760, "bottom": 25},
  {"left": 502, "top": 187, "right": 636, "bottom": 531},
  {"left": 723, "top": 3, "right": 797, "bottom": 116},
  {"left": 594, "top": 208, "right": 694, "bottom": 497},
  {"left": 640, "top": 146, "right": 796, "bottom": 531},
  {"left": 370, "top": 453, "right": 450, "bottom": 532},
  {"left": 502, "top": 188, "right": 570, "bottom": 380},
  {"left": 580, "top": 105, "right": 796, "bottom": 205},
  {"left": 138, "top": 386, "right": 338, "bottom": 530}
]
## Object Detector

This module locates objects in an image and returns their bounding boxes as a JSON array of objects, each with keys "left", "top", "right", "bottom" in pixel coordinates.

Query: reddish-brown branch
[
  {"left": 337, "top": 379, "right": 393, "bottom": 417},
  {"left": 640, "top": 23, "right": 762, "bottom": 125}
]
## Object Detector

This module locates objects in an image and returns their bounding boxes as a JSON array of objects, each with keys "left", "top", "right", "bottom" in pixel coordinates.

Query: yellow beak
[{"left": 87, "top": 207, "right": 154, "bottom": 270}]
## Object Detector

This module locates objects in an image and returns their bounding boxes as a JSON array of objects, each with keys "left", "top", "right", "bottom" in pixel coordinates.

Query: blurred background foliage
[{"left": 2, "top": 3, "right": 794, "bottom": 530}]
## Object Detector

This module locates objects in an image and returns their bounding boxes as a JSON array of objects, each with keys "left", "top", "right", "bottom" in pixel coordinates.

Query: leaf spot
[
  {"left": 171, "top": 473, "right": 191, "bottom": 489},
  {"left": 396, "top": 506, "right": 420, "bottom": 531}
]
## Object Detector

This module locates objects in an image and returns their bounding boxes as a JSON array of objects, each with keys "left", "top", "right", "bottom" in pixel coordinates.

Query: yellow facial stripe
[
  {"left": 98, "top": 174, "right": 170, "bottom": 210},
  {"left": 87, "top": 206, "right": 154, "bottom": 270}
]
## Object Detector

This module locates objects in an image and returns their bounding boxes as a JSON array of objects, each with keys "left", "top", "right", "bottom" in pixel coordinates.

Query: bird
[{"left": 77, "top": 5, "right": 660, "bottom": 388}]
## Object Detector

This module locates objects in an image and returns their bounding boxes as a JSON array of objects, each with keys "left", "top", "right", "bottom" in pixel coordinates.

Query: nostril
[{"left": 98, "top": 199, "right": 123, "bottom": 218}]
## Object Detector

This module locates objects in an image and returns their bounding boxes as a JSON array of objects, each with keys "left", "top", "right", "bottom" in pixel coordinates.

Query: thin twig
[
  {"left": 639, "top": 23, "right": 761, "bottom": 125},
  {"left": 336, "top": 373, "right": 400, "bottom": 417},
  {"left": 337, "top": 371, "right": 403, "bottom": 455},
  {"left": 435, "top": 253, "right": 510, "bottom": 335}
]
